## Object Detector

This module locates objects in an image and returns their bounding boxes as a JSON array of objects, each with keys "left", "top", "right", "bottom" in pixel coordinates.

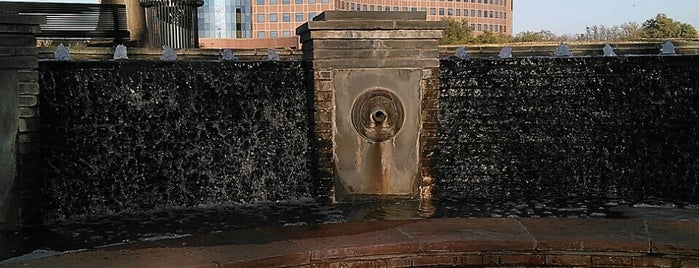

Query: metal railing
[{"left": 140, "top": 0, "right": 204, "bottom": 48}]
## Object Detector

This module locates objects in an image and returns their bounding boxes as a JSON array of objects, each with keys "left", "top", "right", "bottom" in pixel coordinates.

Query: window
[
  {"left": 377, "top": 5, "right": 382, "bottom": 10},
  {"left": 370, "top": 5, "right": 374, "bottom": 11},
  {"left": 438, "top": 8, "right": 444, "bottom": 15},
  {"left": 282, "top": 0, "right": 289, "bottom": 4},
  {"left": 478, "top": 10, "right": 482, "bottom": 17},
  {"left": 477, "top": 0, "right": 481, "bottom": 3},
  {"left": 477, "top": 24, "right": 482, "bottom": 31},
  {"left": 283, "top": 30, "right": 292, "bottom": 37},
  {"left": 402, "top": 7, "right": 408, "bottom": 11},
  {"left": 309, "top": 12, "right": 316, "bottom": 19},
  {"left": 351, "top": 3, "right": 355, "bottom": 10},
  {"left": 257, "top": 0, "right": 264, "bottom": 4},
  {"left": 447, "top": 8, "right": 453, "bottom": 15},
  {"left": 363, "top": 4, "right": 367, "bottom": 10},
  {"left": 420, "top": 7, "right": 426, "bottom": 12},
  {"left": 257, "top": 14, "right": 265, "bottom": 22},
  {"left": 295, "top": 0, "right": 302, "bottom": 3},
  {"left": 455, "top": 9, "right": 460, "bottom": 16},
  {"left": 270, "top": 31, "right": 278, "bottom": 38},
  {"left": 283, "top": 13, "right": 290, "bottom": 22},
  {"left": 384, "top": 6, "right": 390, "bottom": 11},
  {"left": 295, "top": 13, "right": 303, "bottom": 21},
  {"left": 270, "top": 0, "right": 277, "bottom": 4},
  {"left": 471, "top": 10, "right": 475, "bottom": 16},
  {"left": 269, "top": 13, "right": 278, "bottom": 22},
  {"left": 322, "top": 0, "right": 329, "bottom": 3},
  {"left": 429, "top": 8, "right": 436, "bottom": 15},
  {"left": 257, "top": 31, "right": 265, "bottom": 38},
  {"left": 393, "top": 7, "right": 398, "bottom": 11},
  {"left": 464, "top": 9, "right": 468, "bottom": 16},
  {"left": 411, "top": 7, "right": 417, "bottom": 12},
  {"left": 495, "top": 12, "right": 499, "bottom": 18},
  {"left": 470, "top": 23, "right": 475, "bottom": 30},
  {"left": 308, "top": 0, "right": 315, "bottom": 3}
]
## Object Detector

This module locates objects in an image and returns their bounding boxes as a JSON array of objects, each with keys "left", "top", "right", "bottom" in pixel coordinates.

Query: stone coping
[{"left": 5, "top": 218, "right": 699, "bottom": 267}]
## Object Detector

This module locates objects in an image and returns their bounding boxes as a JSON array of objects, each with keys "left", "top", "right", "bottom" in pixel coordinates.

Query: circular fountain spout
[{"left": 372, "top": 109, "right": 387, "bottom": 124}]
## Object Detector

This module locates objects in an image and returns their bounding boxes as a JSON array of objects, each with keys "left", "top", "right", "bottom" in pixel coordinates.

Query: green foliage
[
  {"left": 642, "top": 13, "right": 698, "bottom": 38},
  {"left": 440, "top": 17, "right": 472, "bottom": 45},
  {"left": 474, "top": 31, "right": 512, "bottom": 44},
  {"left": 513, "top": 30, "right": 557, "bottom": 42}
]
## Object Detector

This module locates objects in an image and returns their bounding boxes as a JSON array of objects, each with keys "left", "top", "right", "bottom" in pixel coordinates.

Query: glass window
[
  {"left": 257, "top": 14, "right": 265, "bottom": 22},
  {"left": 489, "top": 11, "right": 493, "bottom": 18},
  {"left": 257, "top": 31, "right": 265, "bottom": 38},
  {"left": 295, "top": 13, "right": 303, "bottom": 21},
  {"left": 478, "top": 10, "right": 482, "bottom": 17},
  {"left": 270, "top": 31, "right": 278, "bottom": 38},
  {"left": 283, "top": 30, "right": 292, "bottom": 37},
  {"left": 470, "top": 10, "right": 475, "bottom": 16},
  {"left": 283, "top": 13, "right": 290, "bottom": 22},
  {"left": 363, "top": 4, "right": 367, "bottom": 10},
  {"left": 257, "top": 0, "right": 264, "bottom": 4},
  {"left": 309, "top": 12, "right": 316, "bottom": 19},
  {"left": 447, "top": 8, "right": 453, "bottom": 15},
  {"left": 308, "top": 0, "right": 315, "bottom": 3},
  {"left": 420, "top": 7, "right": 426, "bottom": 12},
  {"left": 455, "top": 9, "right": 460, "bottom": 16},
  {"left": 377, "top": 5, "right": 382, "bottom": 10},
  {"left": 270, "top": 13, "right": 278, "bottom": 22},
  {"left": 438, "top": 8, "right": 444, "bottom": 15},
  {"left": 282, "top": 0, "right": 289, "bottom": 4},
  {"left": 295, "top": 0, "right": 302, "bottom": 3},
  {"left": 370, "top": 5, "right": 374, "bottom": 11},
  {"left": 477, "top": 24, "right": 482, "bottom": 31},
  {"left": 270, "top": 0, "right": 277, "bottom": 4},
  {"left": 429, "top": 8, "right": 435, "bottom": 15},
  {"left": 321, "top": 0, "right": 329, "bottom": 3},
  {"left": 402, "top": 7, "right": 407, "bottom": 11},
  {"left": 393, "top": 7, "right": 398, "bottom": 11},
  {"left": 411, "top": 7, "right": 417, "bottom": 12},
  {"left": 351, "top": 3, "right": 355, "bottom": 10},
  {"left": 384, "top": 6, "right": 390, "bottom": 11},
  {"left": 464, "top": 9, "right": 468, "bottom": 16}
]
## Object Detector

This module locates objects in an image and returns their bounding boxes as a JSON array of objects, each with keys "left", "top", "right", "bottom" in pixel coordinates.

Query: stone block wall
[
  {"left": 0, "top": 15, "right": 43, "bottom": 226},
  {"left": 297, "top": 11, "right": 446, "bottom": 200},
  {"left": 438, "top": 56, "right": 699, "bottom": 199}
]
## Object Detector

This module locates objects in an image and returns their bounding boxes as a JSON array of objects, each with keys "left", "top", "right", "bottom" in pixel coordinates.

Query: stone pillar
[
  {"left": 0, "top": 15, "right": 43, "bottom": 226},
  {"left": 297, "top": 11, "right": 446, "bottom": 201}
]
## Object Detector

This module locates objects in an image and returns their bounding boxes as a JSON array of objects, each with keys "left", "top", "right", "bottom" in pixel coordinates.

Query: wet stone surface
[{"left": 2, "top": 196, "right": 698, "bottom": 261}]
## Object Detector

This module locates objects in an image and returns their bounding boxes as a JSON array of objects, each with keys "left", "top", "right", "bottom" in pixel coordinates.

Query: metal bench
[{"left": 0, "top": 2, "right": 129, "bottom": 43}]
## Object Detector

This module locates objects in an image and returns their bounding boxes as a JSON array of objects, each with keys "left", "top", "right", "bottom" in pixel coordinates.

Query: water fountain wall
[
  {"left": 297, "top": 11, "right": 447, "bottom": 201},
  {"left": 39, "top": 61, "right": 312, "bottom": 220},
  {"left": 437, "top": 56, "right": 699, "bottom": 199}
]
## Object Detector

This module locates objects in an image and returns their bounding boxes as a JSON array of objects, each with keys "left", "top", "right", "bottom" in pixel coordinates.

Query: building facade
[{"left": 199, "top": 0, "right": 512, "bottom": 48}]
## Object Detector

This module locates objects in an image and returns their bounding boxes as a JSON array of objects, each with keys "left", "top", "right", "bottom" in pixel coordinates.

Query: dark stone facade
[
  {"left": 437, "top": 56, "right": 699, "bottom": 200},
  {"left": 39, "top": 61, "right": 312, "bottom": 220}
]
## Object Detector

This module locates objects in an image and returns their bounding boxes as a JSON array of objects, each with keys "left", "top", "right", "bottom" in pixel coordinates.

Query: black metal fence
[{"left": 140, "top": 0, "right": 204, "bottom": 48}]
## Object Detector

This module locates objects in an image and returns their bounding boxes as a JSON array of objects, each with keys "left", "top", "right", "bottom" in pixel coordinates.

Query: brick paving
[{"left": 3, "top": 218, "right": 698, "bottom": 267}]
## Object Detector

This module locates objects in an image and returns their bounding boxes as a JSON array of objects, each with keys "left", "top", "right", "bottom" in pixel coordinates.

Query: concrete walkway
[{"left": 3, "top": 218, "right": 699, "bottom": 267}]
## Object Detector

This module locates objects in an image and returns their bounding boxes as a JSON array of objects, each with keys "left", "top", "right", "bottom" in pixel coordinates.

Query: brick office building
[{"left": 198, "top": 0, "right": 512, "bottom": 48}]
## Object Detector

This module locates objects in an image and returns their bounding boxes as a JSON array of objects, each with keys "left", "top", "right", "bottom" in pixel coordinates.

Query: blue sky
[{"left": 514, "top": 0, "right": 699, "bottom": 35}]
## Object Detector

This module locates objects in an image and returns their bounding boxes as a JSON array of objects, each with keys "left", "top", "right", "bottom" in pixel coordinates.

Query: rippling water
[{"left": 2, "top": 196, "right": 698, "bottom": 262}]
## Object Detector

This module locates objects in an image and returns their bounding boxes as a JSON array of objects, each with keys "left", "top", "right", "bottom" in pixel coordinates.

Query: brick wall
[{"left": 0, "top": 15, "right": 43, "bottom": 226}]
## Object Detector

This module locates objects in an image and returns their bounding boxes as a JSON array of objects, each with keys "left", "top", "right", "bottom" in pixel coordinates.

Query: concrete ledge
[{"left": 10, "top": 218, "right": 699, "bottom": 267}]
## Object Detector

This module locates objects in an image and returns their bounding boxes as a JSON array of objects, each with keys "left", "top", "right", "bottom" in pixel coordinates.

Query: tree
[
  {"left": 642, "top": 13, "right": 698, "bottom": 38},
  {"left": 440, "top": 18, "right": 472, "bottom": 45},
  {"left": 512, "top": 30, "right": 557, "bottom": 42}
]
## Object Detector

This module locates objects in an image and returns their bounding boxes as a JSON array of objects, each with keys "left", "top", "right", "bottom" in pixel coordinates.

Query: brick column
[
  {"left": 297, "top": 12, "right": 445, "bottom": 201},
  {"left": 0, "top": 15, "right": 44, "bottom": 226}
]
